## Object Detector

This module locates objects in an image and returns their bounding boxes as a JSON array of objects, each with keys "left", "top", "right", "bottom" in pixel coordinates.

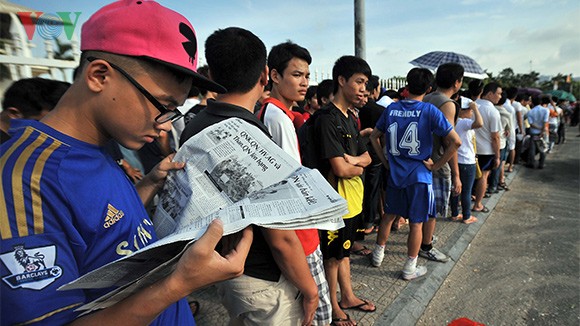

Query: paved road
[
  {"left": 418, "top": 136, "right": 580, "bottom": 325},
  {"left": 190, "top": 133, "right": 579, "bottom": 326}
]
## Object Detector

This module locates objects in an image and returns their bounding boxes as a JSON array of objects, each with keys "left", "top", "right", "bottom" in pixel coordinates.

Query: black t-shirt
[
  {"left": 183, "top": 104, "right": 207, "bottom": 126},
  {"left": 315, "top": 102, "right": 368, "bottom": 185},
  {"left": 179, "top": 101, "right": 281, "bottom": 282},
  {"left": 358, "top": 100, "right": 385, "bottom": 163}
]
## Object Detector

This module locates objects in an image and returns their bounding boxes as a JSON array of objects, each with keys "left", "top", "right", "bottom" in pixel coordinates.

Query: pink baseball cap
[{"left": 81, "top": 0, "right": 226, "bottom": 93}]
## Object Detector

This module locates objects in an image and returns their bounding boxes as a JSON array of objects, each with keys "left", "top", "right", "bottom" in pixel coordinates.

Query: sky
[{"left": 13, "top": 0, "right": 580, "bottom": 82}]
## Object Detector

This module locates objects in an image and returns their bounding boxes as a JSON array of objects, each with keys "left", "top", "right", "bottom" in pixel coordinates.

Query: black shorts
[
  {"left": 477, "top": 154, "right": 495, "bottom": 171},
  {"left": 319, "top": 214, "right": 362, "bottom": 260}
]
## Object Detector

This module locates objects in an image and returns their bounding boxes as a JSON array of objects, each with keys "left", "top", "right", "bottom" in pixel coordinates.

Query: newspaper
[{"left": 59, "top": 118, "right": 347, "bottom": 313}]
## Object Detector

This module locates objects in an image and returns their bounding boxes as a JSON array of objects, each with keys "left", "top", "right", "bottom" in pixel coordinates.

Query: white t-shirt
[
  {"left": 511, "top": 101, "right": 524, "bottom": 133},
  {"left": 474, "top": 99, "right": 502, "bottom": 155},
  {"left": 455, "top": 118, "right": 476, "bottom": 164},
  {"left": 503, "top": 100, "right": 517, "bottom": 150},
  {"left": 496, "top": 105, "right": 512, "bottom": 149},
  {"left": 262, "top": 101, "right": 301, "bottom": 163},
  {"left": 172, "top": 97, "right": 200, "bottom": 150},
  {"left": 376, "top": 95, "right": 394, "bottom": 108}
]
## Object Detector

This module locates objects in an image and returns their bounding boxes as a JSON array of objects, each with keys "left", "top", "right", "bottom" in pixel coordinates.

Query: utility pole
[{"left": 354, "top": 0, "right": 365, "bottom": 59}]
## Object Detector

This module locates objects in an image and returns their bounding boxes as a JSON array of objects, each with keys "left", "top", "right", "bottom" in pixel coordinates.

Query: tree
[
  {"left": 497, "top": 68, "right": 516, "bottom": 87},
  {"left": 518, "top": 71, "right": 540, "bottom": 88}
]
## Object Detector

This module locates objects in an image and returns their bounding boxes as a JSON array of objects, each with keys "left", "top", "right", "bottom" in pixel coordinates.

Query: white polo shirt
[{"left": 474, "top": 99, "right": 501, "bottom": 155}]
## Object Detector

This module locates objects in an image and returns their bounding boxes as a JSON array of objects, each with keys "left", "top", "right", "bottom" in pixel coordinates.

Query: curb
[{"left": 375, "top": 166, "right": 520, "bottom": 325}]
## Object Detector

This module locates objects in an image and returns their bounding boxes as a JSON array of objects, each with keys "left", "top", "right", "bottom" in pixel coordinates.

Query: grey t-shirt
[{"left": 424, "top": 92, "right": 458, "bottom": 178}]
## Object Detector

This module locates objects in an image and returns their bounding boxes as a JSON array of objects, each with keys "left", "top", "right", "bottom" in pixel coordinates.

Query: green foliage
[
  {"left": 489, "top": 68, "right": 540, "bottom": 88},
  {"left": 480, "top": 67, "right": 578, "bottom": 101}
]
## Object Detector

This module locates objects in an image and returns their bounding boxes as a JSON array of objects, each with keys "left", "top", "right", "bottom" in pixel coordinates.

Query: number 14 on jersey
[{"left": 387, "top": 122, "right": 421, "bottom": 156}]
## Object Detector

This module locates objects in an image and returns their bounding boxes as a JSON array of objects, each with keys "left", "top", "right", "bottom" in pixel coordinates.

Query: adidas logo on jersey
[{"left": 104, "top": 204, "right": 125, "bottom": 228}]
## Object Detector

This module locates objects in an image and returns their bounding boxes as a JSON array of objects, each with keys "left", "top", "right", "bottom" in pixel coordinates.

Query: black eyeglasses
[{"left": 87, "top": 57, "right": 183, "bottom": 123}]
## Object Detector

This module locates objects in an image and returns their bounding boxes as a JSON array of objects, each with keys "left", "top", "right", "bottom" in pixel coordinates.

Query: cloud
[{"left": 559, "top": 43, "right": 580, "bottom": 62}]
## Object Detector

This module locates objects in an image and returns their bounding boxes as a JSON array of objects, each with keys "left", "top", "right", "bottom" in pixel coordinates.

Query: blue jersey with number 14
[{"left": 376, "top": 100, "right": 452, "bottom": 188}]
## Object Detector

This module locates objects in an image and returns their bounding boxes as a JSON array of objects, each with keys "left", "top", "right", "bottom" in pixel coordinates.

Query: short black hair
[
  {"left": 316, "top": 79, "right": 334, "bottom": 102},
  {"left": 468, "top": 79, "right": 484, "bottom": 98},
  {"left": 267, "top": 41, "right": 311, "bottom": 77},
  {"left": 366, "top": 75, "right": 380, "bottom": 93},
  {"left": 505, "top": 87, "right": 518, "bottom": 99},
  {"left": 306, "top": 85, "right": 317, "bottom": 101},
  {"left": 2, "top": 78, "right": 70, "bottom": 117},
  {"left": 515, "top": 93, "right": 530, "bottom": 102},
  {"left": 195, "top": 65, "right": 210, "bottom": 96},
  {"left": 435, "top": 63, "right": 464, "bottom": 89},
  {"left": 385, "top": 89, "right": 400, "bottom": 100},
  {"left": 205, "top": 27, "right": 267, "bottom": 94},
  {"left": 482, "top": 82, "right": 502, "bottom": 97},
  {"left": 531, "top": 95, "right": 551, "bottom": 107},
  {"left": 332, "top": 55, "right": 372, "bottom": 94},
  {"left": 541, "top": 95, "right": 551, "bottom": 105},
  {"left": 406, "top": 68, "right": 434, "bottom": 96},
  {"left": 497, "top": 94, "right": 507, "bottom": 105}
]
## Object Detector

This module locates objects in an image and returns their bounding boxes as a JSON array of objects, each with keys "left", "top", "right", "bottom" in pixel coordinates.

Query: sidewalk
[{"left": 189, "top": 160, "right": 520, "bottom": 325}]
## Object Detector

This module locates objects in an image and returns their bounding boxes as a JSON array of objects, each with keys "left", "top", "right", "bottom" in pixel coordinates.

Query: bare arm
[
  {"left": 430, "top": 129, "right": 461, "bottom": 171},
  {"left": 328, "top": 156, "right": 364, "bottom": 178},
  {"left": 440, "top": 102, "right": 461, "bottom": 194},
  {"left": 71, "top": 221, "right": 252, "bottom": 326},
  {"left": 369, "top": 128, "right": 389, "bottom": 169},
  {"left": 343, "top": 151, "right": 371, "bottom": 168},
  {"left": 491, "top": 131, "right": 501, "bottom": 168},
  {"left": 359, "top": 127, "right": 373, "bottom": 137},
  {"left": 262, "top": 229, "right": 318, "bottom": 326},
  {"left": 470, "top": 102, "right": 483, "bottom": 129},
  {"left": 516, "top": 111, "right": 523, "bottom": 133}
]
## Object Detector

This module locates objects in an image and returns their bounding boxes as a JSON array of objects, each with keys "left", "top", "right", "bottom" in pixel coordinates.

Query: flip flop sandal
[
  {"left": 352, "top": 246, "right": 372, "bottom": 256},
  {"left": 472, "top": 206, "right": 490, "bottom": 213},
  {"left": 339, "top": 299, "right": 376, "bottom": 313},
  {"left": 331, "top": 313, "right": 357, "bottom": 326}
]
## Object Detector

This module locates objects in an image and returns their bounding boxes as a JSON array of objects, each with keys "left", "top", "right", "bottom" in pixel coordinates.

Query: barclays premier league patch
[{"left": 1, "top": 244, "right": 62, "bottom": 290}]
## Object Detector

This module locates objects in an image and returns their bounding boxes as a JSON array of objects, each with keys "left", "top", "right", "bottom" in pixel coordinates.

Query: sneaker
[
  {"left": 419, "top": 247, "right": 449, "bottom": 262},
  {"left": 402, "top": 265, "right": 427, "bottom": 281},
  {"left": 371, "top": 245, "right": 385, "bottom": 267},
  {"left": 431, "top": 235, "right": 438, "bottom": 244}
]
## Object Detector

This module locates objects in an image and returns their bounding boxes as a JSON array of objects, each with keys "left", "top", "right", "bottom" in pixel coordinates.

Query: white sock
[{"left": 403, "top": 256, "right": 417, "bottom": 273}]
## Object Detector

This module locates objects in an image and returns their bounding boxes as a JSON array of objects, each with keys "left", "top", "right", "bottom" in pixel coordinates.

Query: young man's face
[
  {"left": 486, "top": 87, "right": 503, "bottom": 105},
  {"left": 274, "top": 57, "right": 310, "bottom": 103},
  {"left": 355, "top": 90, "right": 370, "bottom": 108},
  {"left": 341, "top": 73, "right": 368, "bottom": 106},
  {"left": 308, "top": 96, "right": 320, "bottom": 111},
  {"left": 100, "top": 62, "right": 191, "bottom": 150}
]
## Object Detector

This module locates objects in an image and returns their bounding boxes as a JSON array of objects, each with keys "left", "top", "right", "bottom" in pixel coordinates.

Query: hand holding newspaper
[{"left": 59, "top": 118, "right": 347, "bottom": 313}]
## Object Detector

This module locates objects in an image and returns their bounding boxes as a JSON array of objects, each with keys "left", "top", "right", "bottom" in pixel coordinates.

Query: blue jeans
[
  {"left": 527, "top": 136, "right": 546, "bottom": 168},
  {"left": 489, "top": 146, "right": 508, "bottom": 191},
  {"left": 450, "top": 163, "right": 476, "bottom": 219}
]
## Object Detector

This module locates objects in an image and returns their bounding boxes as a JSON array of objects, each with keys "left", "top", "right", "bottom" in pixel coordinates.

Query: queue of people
[{"left": 0, "top": 1, "right": 575, "bottom": 325}]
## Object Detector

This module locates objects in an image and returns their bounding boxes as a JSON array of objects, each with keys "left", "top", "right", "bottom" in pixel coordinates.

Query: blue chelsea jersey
[
  {"left": 376, "top": 100, "right": 452, "bottom": 188},
  {"left": 0, "top": 120, "right": 194, "bottom": 325}
]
